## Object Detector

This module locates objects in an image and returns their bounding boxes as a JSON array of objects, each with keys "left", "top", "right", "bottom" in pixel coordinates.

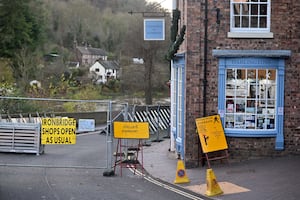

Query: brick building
[{"left": 169, "top": 0, "right": 300, "bottom": 167}]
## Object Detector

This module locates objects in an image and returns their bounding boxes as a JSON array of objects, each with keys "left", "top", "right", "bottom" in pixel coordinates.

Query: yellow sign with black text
[
  {"left": 195, "top": 115, "right": 228, "bottom": 153},
  {"left": 41, "top": 118, "right": 76, "bottom": 144},
  {"left": 114, "top": 121, "right": 149, "bottom": 139}
]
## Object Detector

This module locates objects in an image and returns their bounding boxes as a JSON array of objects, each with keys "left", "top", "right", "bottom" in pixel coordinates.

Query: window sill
[
  {"left": 227, "top": 32, "right": 274, "bottom": 39},
  {"left": 225, "top": 129, "right": 277, "bottom": 137}
]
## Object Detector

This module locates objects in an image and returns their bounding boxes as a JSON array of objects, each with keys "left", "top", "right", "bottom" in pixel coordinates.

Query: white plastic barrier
[{"left": 0, "top": 123, "right": 43, "bottom": 155}]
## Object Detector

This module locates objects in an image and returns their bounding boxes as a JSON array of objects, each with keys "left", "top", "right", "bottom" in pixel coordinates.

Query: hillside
[{"left": 0, "top": 0, "right": 172, "bottom": 112}]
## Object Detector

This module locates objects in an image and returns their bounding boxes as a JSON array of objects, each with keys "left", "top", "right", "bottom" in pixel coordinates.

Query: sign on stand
[
  {"left": 114, "top": 121, "right": 149, "bottom": 139},
  {"left": 41, "top": 118, "right": 77, "bottom": 144},
  {"left": 195, "top": 115, "right": 228, "bottom": 153},
  {"left": 195, "top": 115, "right": 229, "bottom": 168},
  {"left": 113, "top": 121, "right": 150, "bottom": 176}
]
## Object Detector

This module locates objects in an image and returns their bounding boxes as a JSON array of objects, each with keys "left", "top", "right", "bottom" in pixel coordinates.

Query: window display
[{"left": 225, "top": 68, "right": 276, "bottom": 130}]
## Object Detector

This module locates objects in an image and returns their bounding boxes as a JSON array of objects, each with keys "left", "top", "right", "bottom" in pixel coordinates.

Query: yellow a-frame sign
[
  {"left": 195, "top": 115, "right": 228, "bottom": 153},
  {"left": 195, "top": 115, "right": 229, "bottom": 167}
]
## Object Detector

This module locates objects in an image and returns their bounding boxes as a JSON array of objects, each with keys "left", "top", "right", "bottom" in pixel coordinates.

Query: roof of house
[
  {"left": 98, "top": 60, "right": 120, "bottom": 70},
  {"left": 77, "top": 46, "right": 107, "bottom": 56}
]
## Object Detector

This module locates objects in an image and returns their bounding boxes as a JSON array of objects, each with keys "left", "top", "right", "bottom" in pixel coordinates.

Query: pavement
[{"left": 141, "top": 137, "right": 300, "bottom": 200}]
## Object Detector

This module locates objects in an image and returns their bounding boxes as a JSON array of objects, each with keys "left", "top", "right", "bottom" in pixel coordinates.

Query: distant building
[
  {"left": 76, "top": 46, "right": 107, "bottom": 66},
  {"left": 89, "top": 60, "right": 120, "bottom": 84},
  {"left": 132, "top": 58, "right": 144, "bottom": 64},
  {"left": 67, "top": 61, "right": 80, "bottom": 68}
]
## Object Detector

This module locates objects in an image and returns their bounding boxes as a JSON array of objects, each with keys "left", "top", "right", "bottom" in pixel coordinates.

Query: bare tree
[{"left": 122, "top": 13, "right": 170, "bottom": 104}]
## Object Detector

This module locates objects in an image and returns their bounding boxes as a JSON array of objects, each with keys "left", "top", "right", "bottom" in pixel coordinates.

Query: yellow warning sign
[
  {"left": 113, "top": 121, "right": 149, "bottom": 139},
  {"left": 195, "top": 115, "right": 228, "bottom": 153},
  {"left": 41, "top": 118, "right": 76, "bottom": 144}
]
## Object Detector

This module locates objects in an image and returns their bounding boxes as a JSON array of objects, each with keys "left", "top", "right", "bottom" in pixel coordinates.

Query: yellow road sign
[
  {"left": 195, "top": 115, "right": 228, "bottom": 153},
  {"left": 41, "top": 118, "right": 77, "bottom": 144},
  {"left": 114, "top": 121, "right": 149, "bottom": 139}
]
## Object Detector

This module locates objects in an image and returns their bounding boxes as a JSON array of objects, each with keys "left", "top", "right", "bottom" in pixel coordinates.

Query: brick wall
[{"left": 177, "top": 0, "right": 300, "bottom": 167}]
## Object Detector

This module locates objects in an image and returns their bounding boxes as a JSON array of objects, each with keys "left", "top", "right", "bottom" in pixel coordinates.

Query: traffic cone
[
  {"left": 174, "top": 159, "right": 190, "bottom": 184},
  {"left": 205, "top": 168, "right": 223, "bottom": 196}
]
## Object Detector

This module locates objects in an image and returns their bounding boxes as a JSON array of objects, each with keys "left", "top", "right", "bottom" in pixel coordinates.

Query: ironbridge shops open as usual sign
[{"left": 41, "top": 118, "right": 77, "bottom": 144}]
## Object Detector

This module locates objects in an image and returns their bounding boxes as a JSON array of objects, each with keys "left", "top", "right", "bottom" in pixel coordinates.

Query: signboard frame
[
  {"left": 78, "top": 119, "right": 95, "bottom": 132},
  {"left": 113, "top": 121, "right": 149, "bottom": 139},
  {"left": 144, "top": 18, "right": 165, "bottom": 41},
  {"left": 41, "top": 118, "right": 77, "bottom": 145},
  {"left": 195, "top": 115, "right": 228, "bottom": 153},
  {"left": 195, "top": 115, "right": 229, "bottom": 168}
]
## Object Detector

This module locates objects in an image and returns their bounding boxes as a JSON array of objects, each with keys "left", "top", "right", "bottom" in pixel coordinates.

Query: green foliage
[
  {"left": 166, "top": 25, "right": 186, "bottom": 61},
  {"left": 170, "top": 9, "right": 180, "bottom": 43},
  {"left": 0, "top": 0, "right": 45, "bottom": 58},
  {"left": 0, "top": 0, "right": 171, "bottom": 112},
  {"left": 0, "top": 59, "right": 14, "bottom": 84},
  {"left": 0, "top": 89, "right": 42, "bottom": 114},
  {"left": 105, "top": 79, "right": 120, "bottom": 92},
  {"left": 166, "top": 9, "right": 186, "bottom": 61},
  {"left": 71, "top": 68, "right": 85, "bottom": 77},
  {"left": 0, "top": 0, "right": 45, "bottom": 88},
  {"left": 62, "top": 85, "right": 102, "bottom": 112}
]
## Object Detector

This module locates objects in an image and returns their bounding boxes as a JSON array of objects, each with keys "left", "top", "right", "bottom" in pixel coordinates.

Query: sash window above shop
[{"left": 228, "top": 0, "right": 273, "bottom": 38}]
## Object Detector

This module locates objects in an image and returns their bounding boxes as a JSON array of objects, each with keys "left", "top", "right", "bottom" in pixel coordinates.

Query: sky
[{"left": 147, "top": 0, "right": 173, "bottom": 11}]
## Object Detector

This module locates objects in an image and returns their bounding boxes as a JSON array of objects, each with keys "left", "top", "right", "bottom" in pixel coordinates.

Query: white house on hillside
[{"left": 89, "top": 60, "right": 120, "bottom": 84}]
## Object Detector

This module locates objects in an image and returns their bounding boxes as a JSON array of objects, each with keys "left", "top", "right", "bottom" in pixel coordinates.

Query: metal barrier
[
  {"left": 127, "top": 105, "right": 170, "bottom": 133},
  {"left": 0, "top": 122, "right": 43, "bottom": 155},
  {"left": 0, "top": 96, "right": 115, "bottom": 171},
  {"left": 0, "top": 96, "right": 170, "bottom": 173}
]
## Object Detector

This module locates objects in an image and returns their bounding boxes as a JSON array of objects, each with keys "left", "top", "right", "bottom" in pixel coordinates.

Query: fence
[
  {"left": 0, "top": 96, "right": 115, "bottom": 171},
  {"left": 0, "top": 96, "right": 170, "bottom": 172}
]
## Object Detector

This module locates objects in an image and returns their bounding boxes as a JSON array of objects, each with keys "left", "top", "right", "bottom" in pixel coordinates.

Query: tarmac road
[
  {"left": 0, "top": 132, "right": 206, "bottom": 200},
  {"left": 0, "top": 166, "right": 204, "bottom": 200}
]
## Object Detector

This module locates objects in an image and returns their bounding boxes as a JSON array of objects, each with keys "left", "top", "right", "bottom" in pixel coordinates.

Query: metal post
[
  {"left": 153, "top": 105, "right": 162, "bottom": 142},
  {"left": 103, "top": 100, "right": 114, "bottom": 176}
]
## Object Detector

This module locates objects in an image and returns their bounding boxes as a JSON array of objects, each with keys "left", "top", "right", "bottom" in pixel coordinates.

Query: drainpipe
[
  {"left": 198, "top": 0, "right": 209, "bottom": 167},
  {"left": 203, "top": 0, "right": 208, "bottom": 117}
]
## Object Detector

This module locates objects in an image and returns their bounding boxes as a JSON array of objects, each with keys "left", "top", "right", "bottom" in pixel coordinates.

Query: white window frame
[
  {"left": 228, "top": 0, "right": 273, "bottom": 38},
  {"left": 170, "top": 54, "right": 186, "bottom": 158}
]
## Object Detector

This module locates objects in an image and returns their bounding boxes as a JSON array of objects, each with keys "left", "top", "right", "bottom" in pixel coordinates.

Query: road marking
[{"left": 129, "top": 168, "right": 207, "bottom": 200}]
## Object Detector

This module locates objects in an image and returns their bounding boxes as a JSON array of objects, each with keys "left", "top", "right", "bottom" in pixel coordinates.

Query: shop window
[
  {"left": 214, "top": 50, "right": 291, "bottom": 149},
  {"left": 225, "top": 68, "right": 276, "bottom": 130}
]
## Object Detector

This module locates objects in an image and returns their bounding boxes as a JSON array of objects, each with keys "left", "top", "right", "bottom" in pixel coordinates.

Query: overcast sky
[{"left": 147, "top": 0, "right": 172, "bottom": 10}]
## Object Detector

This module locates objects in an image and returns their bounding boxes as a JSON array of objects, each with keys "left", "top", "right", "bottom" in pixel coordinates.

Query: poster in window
[{"left": 259, "top": 80, "right": 275, "bottom": 107}]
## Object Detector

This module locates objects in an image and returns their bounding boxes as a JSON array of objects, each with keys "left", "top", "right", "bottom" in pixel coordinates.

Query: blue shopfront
[
  {"left": 213, "top": 50, "right": 291, "bottom": 150},
  {"left": 170, "top": 50, "right": 291, "bottom": 160}
]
